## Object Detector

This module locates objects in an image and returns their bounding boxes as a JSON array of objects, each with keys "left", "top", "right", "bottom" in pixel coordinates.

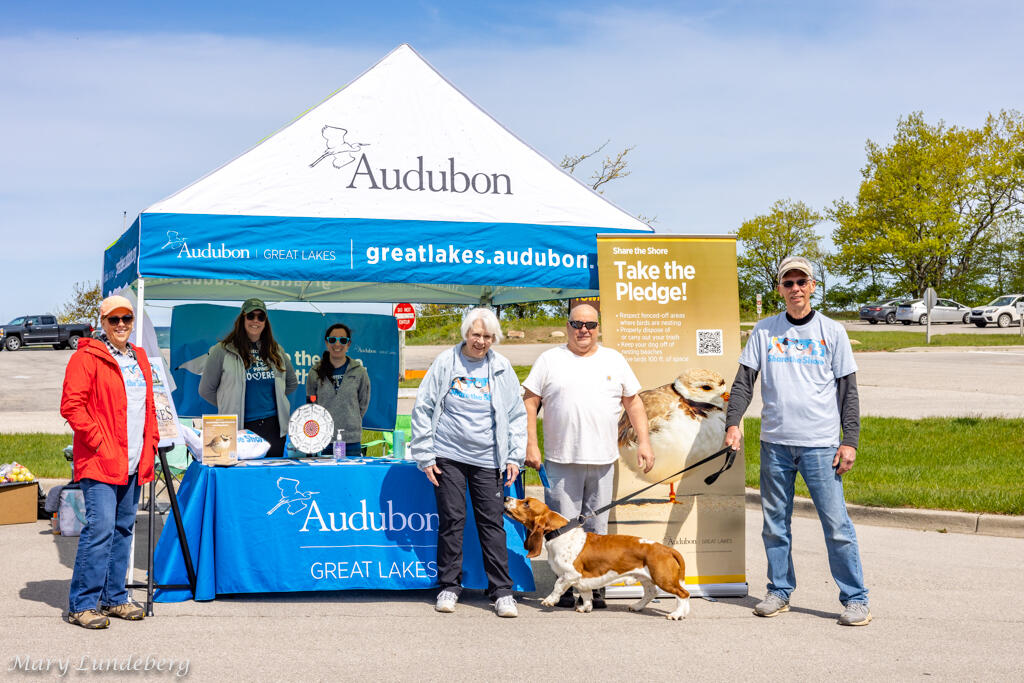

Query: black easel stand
[{"left": 126, "top": 446, "right": 197, "bottom": 615}]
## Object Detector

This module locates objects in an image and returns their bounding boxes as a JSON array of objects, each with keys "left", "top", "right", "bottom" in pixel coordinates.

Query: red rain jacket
[{"left": 60, "top": 337, "right": 159, "bottom": 485}]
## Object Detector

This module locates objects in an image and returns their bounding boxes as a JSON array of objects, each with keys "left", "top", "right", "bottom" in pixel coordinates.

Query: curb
[{"left": 744, "top": 488, "right": 1024, "bottom": 538}]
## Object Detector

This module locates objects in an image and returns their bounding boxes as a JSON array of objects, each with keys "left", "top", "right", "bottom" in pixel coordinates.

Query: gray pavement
[{"left": 1, "top": 498, "right": 1022, "bottom": 680}]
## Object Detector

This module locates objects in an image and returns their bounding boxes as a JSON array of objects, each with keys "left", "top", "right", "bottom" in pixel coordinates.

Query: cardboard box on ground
[{"left": 0, "top": 482, "right": 38, "bottom": 525}]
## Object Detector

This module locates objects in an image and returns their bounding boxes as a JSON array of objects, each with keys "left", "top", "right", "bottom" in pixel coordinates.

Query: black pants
[
  {"left": 245, "top": 416, "right": 286, "bottom": 457},
  {"left": 434, "top": 458, "right": 512, "bottom": 600}
]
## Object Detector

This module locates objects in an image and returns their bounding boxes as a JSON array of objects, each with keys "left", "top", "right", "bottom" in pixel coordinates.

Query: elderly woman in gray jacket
[
  {"left": 411, "top": 307, "right": 526, "bottom": 619},
  {"left": 199, "top": 299, "right": 297, "bottom": 457}
]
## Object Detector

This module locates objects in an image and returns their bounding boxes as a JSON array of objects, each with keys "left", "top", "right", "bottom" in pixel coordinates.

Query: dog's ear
[{"left": 524, "top": 527, "right": 544, "bottom": 558}]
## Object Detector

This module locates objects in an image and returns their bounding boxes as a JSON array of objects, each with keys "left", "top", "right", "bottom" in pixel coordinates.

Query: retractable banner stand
[{"left": 597, "top": 235, "right": 746, "bottom": 598}]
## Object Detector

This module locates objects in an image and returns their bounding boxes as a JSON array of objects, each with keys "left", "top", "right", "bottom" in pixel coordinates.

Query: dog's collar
[{"left": 544, "top": 516, "right": 585, "bottom": 542}]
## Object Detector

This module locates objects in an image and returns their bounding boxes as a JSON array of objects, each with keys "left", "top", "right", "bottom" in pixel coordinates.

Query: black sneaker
[{"left": 592, "top": 588, "right": 607, "bottom": 609}]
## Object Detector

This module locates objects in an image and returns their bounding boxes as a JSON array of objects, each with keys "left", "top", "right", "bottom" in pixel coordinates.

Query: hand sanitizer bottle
[{"left": 334, "top": 430, "right": 346, "bottom": 461}]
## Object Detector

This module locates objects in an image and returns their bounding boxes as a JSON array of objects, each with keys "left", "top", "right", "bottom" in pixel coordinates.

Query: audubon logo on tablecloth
[
  {"left": 310, "top": 124, "right": 513, "bottom": 195},
  {"left": 299, "top": 498, "right": 438, "bottom": 532},
  {"left": 267, "top": 477, "right": 319, "bottom": 516}
]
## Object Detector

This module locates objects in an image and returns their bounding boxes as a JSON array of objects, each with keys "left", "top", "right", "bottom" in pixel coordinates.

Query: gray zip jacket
[
  {"left": 410, "top": 343, "right": 526, "bottom": 472},
  {"left": 198, "top": 340, "right": 298, "bottom": 435},
  {"left": 305, "top": 356, "right": 371, "bottom": 439}
]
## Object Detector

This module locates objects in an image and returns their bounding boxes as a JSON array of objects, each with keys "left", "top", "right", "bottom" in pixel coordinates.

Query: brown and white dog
[{"left": 504, "top": 496, "right": 691, "bottom": 619}]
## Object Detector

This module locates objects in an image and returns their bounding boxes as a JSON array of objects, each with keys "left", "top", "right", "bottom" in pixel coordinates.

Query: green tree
[
  {"left": 57, "top": 281, "right": 102, "bottom": 326},
  {"left": 736, "top": 199, "right": 824, "bottom": 311},
  {"left": 831, "top": 110, "right": 1024, "bottom": 302}
]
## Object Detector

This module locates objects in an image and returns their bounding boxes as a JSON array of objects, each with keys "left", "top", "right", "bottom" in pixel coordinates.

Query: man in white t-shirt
[{"left": 522, "top": 304, "right": 654, "bottom": 607}]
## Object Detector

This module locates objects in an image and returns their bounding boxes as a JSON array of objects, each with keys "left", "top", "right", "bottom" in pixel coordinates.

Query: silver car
[
  {"left": 969, "top": 294, "right": 1024, "bottom": 328},
  {"left": 896, "top": 298, "right": 971, "bottom": 325}
]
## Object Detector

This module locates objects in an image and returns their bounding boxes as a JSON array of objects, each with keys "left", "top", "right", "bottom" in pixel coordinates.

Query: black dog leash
[{"left": 543, "top": 446, "right": 738, "bottom": 541}]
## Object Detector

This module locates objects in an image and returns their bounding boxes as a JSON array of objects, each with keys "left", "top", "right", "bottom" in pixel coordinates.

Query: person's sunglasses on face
[
  {"left": 104, "top": 315, "right": 134, "bottom": 326},
  {"left": 246, "top": 311, "right": 266, "bottom": 321},
  {"left": 781, "top": 278, "right": 811, "bottom": 289},
  {"left": 326, "top": 336, "right": 350, "bottom": 345},
  {"left": 568, "top": 320, "right": 598, "bottom": 330}
]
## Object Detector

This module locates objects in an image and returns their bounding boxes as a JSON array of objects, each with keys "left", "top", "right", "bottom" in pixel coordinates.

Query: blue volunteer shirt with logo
[
  {"left": 738, "top": 311, "right": 857, "bottom": 447},
  {"left": 244, "top": 345, "right": 277, "bottom": 421}
]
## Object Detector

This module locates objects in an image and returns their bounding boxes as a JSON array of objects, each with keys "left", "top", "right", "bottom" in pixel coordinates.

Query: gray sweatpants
[{"left": 543, "top": 461, "right": 615, "bottom": 534}]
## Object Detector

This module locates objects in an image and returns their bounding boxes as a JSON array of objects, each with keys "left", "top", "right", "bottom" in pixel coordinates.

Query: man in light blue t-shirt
[{"left": 725, "top": 256, "right": 871, "bottom": 627}]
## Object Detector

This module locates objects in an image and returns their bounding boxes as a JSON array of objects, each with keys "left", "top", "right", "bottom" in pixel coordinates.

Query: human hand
[
  {"left": 833, "top": 445, "right": 856, "bottom": 476},
  {"left": 525, "top": 444, "right": 542, "bottom": 469},
  {"left": 637, "top": 443, "right": 655, "bottom": 474},
  {"left": 724, "top": 425, "right": 743, "bottom": 451},
  {"left": 423, "top": 464, "right": 442, "bottom": 487},
  {"left": 505, "top": 463, "right": 520, "bottom": 486}
]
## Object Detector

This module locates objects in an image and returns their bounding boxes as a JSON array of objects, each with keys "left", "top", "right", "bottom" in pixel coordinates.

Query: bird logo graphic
[
  {"left": 161, "top": 231, "right": 186, "bottom": 250},
  {"left": 267, "top": 477, "right": 320, "bottom": 515},
  {"left": 310, "top": 125, "right": 371, "bottom": 169}
]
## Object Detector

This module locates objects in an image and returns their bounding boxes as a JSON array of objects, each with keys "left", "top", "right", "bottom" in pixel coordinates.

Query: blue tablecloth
[{"left": 153, "top": 458, "right": 535, "bottom": 601}]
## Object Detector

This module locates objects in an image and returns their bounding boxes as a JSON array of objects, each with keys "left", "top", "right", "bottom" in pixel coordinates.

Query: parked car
[
  {"left": 859, "top": 298, "right": 905, "bottom": 324},
  {"left": 0, "top": 315, "right": 93, "bottom": 351},
  {"left": 969, "top": 294, "right": 1024, "bottom": 328},
  {"left": 896, "top": 298, "right": 971, "bottom": 325}
]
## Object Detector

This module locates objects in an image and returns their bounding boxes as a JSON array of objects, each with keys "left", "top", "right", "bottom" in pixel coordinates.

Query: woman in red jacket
[{"left": 60, "top": 295, "right": 159, "bottom": 629}]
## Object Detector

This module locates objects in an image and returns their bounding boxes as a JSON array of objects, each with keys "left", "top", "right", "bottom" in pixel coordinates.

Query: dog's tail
[{"left": 669, "top": 545, "right": 687, "bottom": 579}]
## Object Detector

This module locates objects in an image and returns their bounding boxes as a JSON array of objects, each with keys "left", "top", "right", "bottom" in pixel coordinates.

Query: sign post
[
  {"left": 756, "top": 293, "right": 762, "bottom": 320},
  {"left": 1016, "top": 301, "right": 1024, "bottom": 338},
  {"left": 923, "top": 287, "right": 937, "bottom": 344}
]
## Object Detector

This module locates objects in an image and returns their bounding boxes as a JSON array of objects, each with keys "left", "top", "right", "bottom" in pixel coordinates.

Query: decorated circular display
[{"left": 288, "top": 404, "right": 335, "bottom": 454}]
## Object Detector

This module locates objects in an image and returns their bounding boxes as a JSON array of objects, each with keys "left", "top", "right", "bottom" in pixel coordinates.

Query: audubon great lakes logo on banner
[
  {"left": 164, "top": 231, "right": 250, "bottom": 260},
  {"left": 310, "top": 124, "right": 513, "bottom": 195}
]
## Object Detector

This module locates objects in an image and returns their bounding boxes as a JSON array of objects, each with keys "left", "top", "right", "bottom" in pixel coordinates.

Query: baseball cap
[
  {"left": 241, "top": 298, "right": 267, "bottom": 315},
  {"left": 777, "top": 256, "right": 814, "bottom": 282},
  {"left": 99, "top": 295, "right": 134, "bottom": 319}
]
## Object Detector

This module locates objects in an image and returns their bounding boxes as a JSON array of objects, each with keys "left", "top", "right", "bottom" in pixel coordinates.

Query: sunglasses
[
  {"left": 326, "top": 336, "right": 350, "bottom": 345},
  {"left": 781, "top": 278, "right": 811, "bottom": 289},
  {"left": 568, "top": 320, "right": 598, "bottom": 330},
  {"left": 245, "top": 311, "right": 266, "bottom": 321},
  {"left": 104, "top": 314, "right": 134, "bottom": 326}
]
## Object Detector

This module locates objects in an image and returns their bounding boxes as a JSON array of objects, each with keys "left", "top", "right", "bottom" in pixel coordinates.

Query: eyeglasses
[
  {"left": 568, "top": 320, "right": 598, "bottom": 330},
  {"left": 104, "top": 314, "right": 134, "bottom": 326},
  {"left": 245, "top": 311, "right": 266, "bottom": 321},
  {"left": 326, "top": 336, "right": 350, "bottom": 345},
  {"left": 781, "top": 278, "right": 811, "bottom": 289}
]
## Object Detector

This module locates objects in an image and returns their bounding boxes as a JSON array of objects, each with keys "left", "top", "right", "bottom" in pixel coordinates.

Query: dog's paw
[
  {"left": 628, "top": 602, "right": 645, "bottom": 613},
  {"left": 576, "top": 602, "right": 593, "bottom": 613},
  {"left": 540, "top": 597, "right": 558, "bottom": 608},
  {"left": 666, "top": 612, "right": 686, "bottom": 620}
]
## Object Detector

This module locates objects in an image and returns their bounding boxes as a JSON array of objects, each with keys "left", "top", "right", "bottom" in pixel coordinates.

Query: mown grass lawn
[{"left": 743, "top": 416, "right": 1024, "bottom": 515}]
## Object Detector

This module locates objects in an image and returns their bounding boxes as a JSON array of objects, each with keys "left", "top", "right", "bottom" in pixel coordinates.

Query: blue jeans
[
  {"left": 68, "top": 474, "right": 141, "bottom": 612},
  {"left": 759, "top": 442, "right": 868, "bottom": 605}
]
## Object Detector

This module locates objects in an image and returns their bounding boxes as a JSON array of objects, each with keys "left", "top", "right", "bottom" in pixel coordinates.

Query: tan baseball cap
[
  {"left": 777, "top": 256, "right": 814, "bottom": 282},
  {"left": 99, "top": 295, "right": 134, "bottom": 319}
]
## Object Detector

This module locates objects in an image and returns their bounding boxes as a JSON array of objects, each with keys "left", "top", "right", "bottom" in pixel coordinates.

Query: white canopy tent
[{"left": 103, "top": 44, "right": 652, "bottom": 308}]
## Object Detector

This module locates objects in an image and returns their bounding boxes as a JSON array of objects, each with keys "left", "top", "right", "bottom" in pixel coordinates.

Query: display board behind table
[
  {"left": 169, "top": 305, "right": 399, "bottom": 431},
  {"left": 597, "top": 235, "right": 745, "bottom": 598},
  {"left": 153, "top": 459, "right": 535, "bottom": 601}
]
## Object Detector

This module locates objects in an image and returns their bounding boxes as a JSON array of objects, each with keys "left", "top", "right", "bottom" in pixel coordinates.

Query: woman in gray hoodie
[{"left": 305, "top": 322, "right": 371, "bottom": 457}]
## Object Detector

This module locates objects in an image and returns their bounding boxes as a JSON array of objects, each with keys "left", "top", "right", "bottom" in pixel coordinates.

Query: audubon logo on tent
[
  {"left": 168, "top": 232, "right": 251, "bottom": 260},
  {"left": 310, "top": 124, "right": 513, "bottom": 195}
]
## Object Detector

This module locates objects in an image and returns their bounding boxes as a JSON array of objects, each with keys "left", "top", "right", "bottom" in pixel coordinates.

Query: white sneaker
[
  {"left": 495, "top": 595, "right": 518, "bottom": 618},
  {"left": 435, "top": 589, "right": 459, "bottom": 613}
]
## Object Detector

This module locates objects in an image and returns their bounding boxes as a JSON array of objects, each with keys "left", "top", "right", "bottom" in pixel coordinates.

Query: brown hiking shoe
[
  {"left": 100, "top": 600, "right": 145, "bottom": 621},
  {"left": 69, "top": 609, "right": 110, "bottom": 629}
]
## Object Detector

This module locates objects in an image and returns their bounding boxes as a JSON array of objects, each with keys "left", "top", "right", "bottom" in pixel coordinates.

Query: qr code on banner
[{"left": 696, "top": 329, "right": 723, "bottom": 356}]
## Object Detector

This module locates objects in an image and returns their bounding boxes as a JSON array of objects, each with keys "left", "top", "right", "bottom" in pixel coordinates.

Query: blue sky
[{"left": 2, "top": 0, "right": 1022, "bottom": 322}]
